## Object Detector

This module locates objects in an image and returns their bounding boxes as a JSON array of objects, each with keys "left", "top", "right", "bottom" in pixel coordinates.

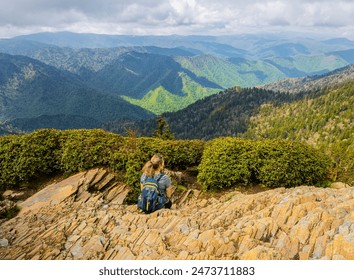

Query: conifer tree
[{"left": 153, "top": 115, "right": 174, "bottom": 140}]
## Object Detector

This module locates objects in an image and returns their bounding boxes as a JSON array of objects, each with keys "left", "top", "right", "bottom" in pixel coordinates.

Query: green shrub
[
  {"left": 136, "top": 138, "right": 205, "bottom": 169},
  {"left": 256, "top": 140, "right": 330, "bottom": 187},
  {"left": 59, "top": 129, "right": 125, "bottom": 173},
  {"left": 197, "top": 138, "right": 256, "bottom": 189},
  {"left": 0, "top": 129, "right": 62, "bottom": 189},
  {"left": 197, "top": 137, "right": 330, "bottom": 190},
  {"left": 2, "top": 128, "right": 330, "bottom": 197},
  {"left": 123, "top": 150, "right": 148, "bottom": 204},
  {"left": 0, "top": 129, "right": 205, "bottom": 196},
  {"left": 0, "top": 135, "right": 22, "bottom": 188}
]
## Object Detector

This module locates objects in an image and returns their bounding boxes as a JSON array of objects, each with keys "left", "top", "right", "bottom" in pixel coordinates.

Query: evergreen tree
[{"left": 153, "top": 115, "right": 174, "bottom": 140}]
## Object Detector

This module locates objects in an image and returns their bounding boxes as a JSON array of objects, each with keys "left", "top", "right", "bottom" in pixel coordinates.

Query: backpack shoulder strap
[{"left": 156, "top": 173, "right": 164, "bottom": 182}]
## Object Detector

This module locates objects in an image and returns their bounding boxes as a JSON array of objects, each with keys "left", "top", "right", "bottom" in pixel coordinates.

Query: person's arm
[
  {"left": 166, "top": 185, "right": 176, "bottom": 198},
  {"left": 160, "top": 174, "right": 174, "bottom": 198}
]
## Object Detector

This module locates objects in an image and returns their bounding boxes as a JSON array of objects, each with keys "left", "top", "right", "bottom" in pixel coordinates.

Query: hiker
[{"left": 138, "top": 154, "right": 173, "bottom": 213}]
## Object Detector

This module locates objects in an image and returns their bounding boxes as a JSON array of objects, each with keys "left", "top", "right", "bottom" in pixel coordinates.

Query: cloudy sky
[{"left": 1, "top": 0, "right": 354, "bottom": 38}]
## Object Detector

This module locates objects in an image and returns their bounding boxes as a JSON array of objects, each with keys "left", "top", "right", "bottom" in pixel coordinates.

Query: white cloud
[{"left": 0, "top": 0, "right": 353, "bottom": 38}]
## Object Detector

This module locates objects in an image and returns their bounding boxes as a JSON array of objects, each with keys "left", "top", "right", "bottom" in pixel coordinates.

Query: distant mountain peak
[{"left": 0, "top": 53, "right": 153, "bottom": 123}]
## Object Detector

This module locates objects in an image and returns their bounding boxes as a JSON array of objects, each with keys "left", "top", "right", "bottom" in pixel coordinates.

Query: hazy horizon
[{"left": 1, "top": 0, "right": 354, "bottom": 39}]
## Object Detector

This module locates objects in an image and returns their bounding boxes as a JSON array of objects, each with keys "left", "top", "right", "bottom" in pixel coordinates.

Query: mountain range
[
  {"left": 0, "top": 53, "right": 153, "bottom": 123},
  {"left": 104, "top": 63, "right": 353, "bottom": 183},
  {"left": 11, "top": 32, "right": 354, "bottom": 57},
  {"left": 107, "top": 62, "right": 354, "bottom": 139},
  {"left": 1, "top": 32, "right": 354, "bottom": 134}
]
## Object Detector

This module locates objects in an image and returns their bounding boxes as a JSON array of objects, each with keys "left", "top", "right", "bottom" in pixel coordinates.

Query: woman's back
[{"left": 139, "top": 154, "right": 173, "bottom": 211}]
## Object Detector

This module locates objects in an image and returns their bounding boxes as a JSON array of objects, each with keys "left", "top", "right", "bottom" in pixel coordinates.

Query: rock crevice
[{"left": 1, "top": 168, "right": 353, "bottom": 260}]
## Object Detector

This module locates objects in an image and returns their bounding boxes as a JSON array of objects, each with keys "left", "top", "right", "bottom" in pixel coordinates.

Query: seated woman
[{"left": 140, "top": 154, "right": 173, "bottom": 211}]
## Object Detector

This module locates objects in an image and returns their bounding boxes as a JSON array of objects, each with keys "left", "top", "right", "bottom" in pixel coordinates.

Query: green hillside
[
  {"left": 106, "top": 69, "right": 354, "bottom": 184},
  {"left": 176, "top": 55, "right": 241, "bottom": 88},
  {"left": 1, "top": 36, "right": 353, "bottom": 118},
  {"left": 245, "top": 81, "right": 354, "bottom": 184},
  {"left": 228, "top": 58, "right": 287, "bottom": 85},
  {"left": 106, "top": 87, "right": 295, "bottom": 140},
  {"left": 175, "top": 54, "right": 347, "bottom": 89},
  {"left": 122, "top": 73, "right": 220, "bottom": 114},
  {"left": 262, "top": 64, "right": 354, "bottom": 93},
  {"left": 266, "top": 55, "right": 347, "bottom": 77},
  {"left": 176, "top": 55, "right": 286, "bottom": 88},
  {"left": 0, "top": 53, "right": 153, "bottom": 123},
  {"left": 85, "top": 52, "right": 188, "bottom": 99}
]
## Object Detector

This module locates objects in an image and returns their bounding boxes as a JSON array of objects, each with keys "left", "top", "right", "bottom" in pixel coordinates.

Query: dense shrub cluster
[
  {"left": 1, "top": 130, "right": 331, "bottom": 202},
  {"left": 60, "top": 129, "right": 127, "bottom": 173},
  {"left": 0, "top": 129, "right": 63, "bottom": 188},
  {"left": 0, "top": 129, "right": 204, "bottom": 194},
  {"left": 197, "top": 137, "right": 330, "bottom": 190}
]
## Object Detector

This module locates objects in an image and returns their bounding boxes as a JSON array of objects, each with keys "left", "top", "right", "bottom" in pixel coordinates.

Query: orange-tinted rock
[{"left": 0, "top": 169, "right": 353, "bottom": 260}]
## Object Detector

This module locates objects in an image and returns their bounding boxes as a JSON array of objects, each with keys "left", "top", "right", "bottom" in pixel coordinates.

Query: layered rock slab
[{"left": 0, "top": 168, "right": 353, "bottom": 260}]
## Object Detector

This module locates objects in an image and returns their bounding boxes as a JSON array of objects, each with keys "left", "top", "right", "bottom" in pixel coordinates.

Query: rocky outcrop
[{"left": 0, "top": 168, "right": 353, "bottom": 260}]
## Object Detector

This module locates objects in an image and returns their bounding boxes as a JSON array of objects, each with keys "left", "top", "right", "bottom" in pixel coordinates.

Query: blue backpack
[{"left": 138, "top": 175, "right": 164, "bottom": 214}]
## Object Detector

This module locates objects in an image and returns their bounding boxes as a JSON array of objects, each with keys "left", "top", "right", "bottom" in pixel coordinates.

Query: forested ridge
[
  {"left": 0, "top": 53, "right": 153, "bottom": 124},
  {"left": 105, "top": 75, "right": 353, "bottom": 184},
  {"left": 245, "top": 81, "right": 354, "bottom": 184},
  {"left": 105, "top": 86, "right": 325, "bottom": 139},
  {"left": 1, "top": 32, "right": 354, "bottom": 127},
  {"left": 0, "top": 32, "right": 353, "bottom": 186}
]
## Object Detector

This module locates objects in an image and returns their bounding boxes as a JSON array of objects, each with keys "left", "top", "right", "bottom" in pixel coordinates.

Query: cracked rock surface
[{"left": 1, "top": 168, "right": 353, "bottom": 260}]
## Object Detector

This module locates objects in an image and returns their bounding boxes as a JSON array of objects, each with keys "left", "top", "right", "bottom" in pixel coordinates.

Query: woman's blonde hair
[{"left": 142, "top": 154, "right": 164, "bottom": 178}]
